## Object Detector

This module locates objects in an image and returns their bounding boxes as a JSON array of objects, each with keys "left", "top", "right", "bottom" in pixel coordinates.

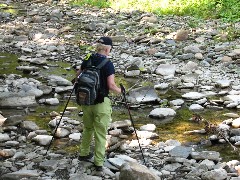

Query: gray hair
[{"left": 95, "top": 43, "right": 111, "bottom": 52}]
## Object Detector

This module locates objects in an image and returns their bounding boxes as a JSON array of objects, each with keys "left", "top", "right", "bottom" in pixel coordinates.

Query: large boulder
[
  {"left": 0, "top": 93, "right": 37, "bottom": 108},
  {"left": 127, "top": 86, "right": 159, "bottom": 104},
  {"left": 119, "top": 161, "right": 160, "bottom": 180}
]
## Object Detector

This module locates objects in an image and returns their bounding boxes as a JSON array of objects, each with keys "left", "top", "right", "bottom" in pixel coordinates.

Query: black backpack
[{"left": 75, "top": 58, "right": 108, "bottom": 105}]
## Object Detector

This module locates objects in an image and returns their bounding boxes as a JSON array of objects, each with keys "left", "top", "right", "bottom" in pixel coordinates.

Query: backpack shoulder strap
[
  {"left": 96, "top": 58, "right": 108, "bottom": 69},
  {"left": 83, "top": 53, "right": 93, "bottom": 67}
]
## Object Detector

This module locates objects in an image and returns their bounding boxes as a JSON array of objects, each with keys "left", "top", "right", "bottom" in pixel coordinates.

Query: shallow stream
[{"left": 1, "top": 52, "right": 239, "bottom": 162}]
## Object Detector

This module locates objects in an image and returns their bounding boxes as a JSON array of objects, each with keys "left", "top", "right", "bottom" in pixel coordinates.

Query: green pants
[{"left": 80, "top": 97, "right": 112, "bottom": 166}]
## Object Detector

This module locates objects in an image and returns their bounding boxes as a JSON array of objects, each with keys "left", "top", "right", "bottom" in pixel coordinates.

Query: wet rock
[
  {"left": 54, "top": 127, "right": 71, "bottom": 138},
  {"left": 190, "top": 151, "right": 220, "bottom": 161},
  {"left": 149, "top": 108, "right": 176, "bottom": 119},
  {"left": 174, "top": 29, "right": 189, "bottom": 41},
  {"left": 201, "top": 168, "right": 227, "bottom": 180},
  {"left": 182, "top": 92, "right": 205, "bottom": 100},
  {"left": 0, "top": 94, "right": 37, "bottom": 108},
  {"left": 40, "top": 159, "right": 59, "bottom": 171},
  {"left": 0, "top": 149, "right": 16, "bottom": 158},
  {"left": 189, "top": 104, "right": 204, "bottom": 112},
  {"left": 119, "top": 161, "right": 160, "bottom": 180},
  {"left": 32, "top": 135, "right": 53, "bottom": 146},
  {"left": 127, "top": 86, "right": 159, "bottom": 104},
  {"left": 47, "top": 75, "right": 72, "bottom": 86},
  {"left": 1, "top": 170, "right": 40, "bottom": 180},
  {"left": 155, "top": 64, "right": 176, "bottom": 76},
  {"left": 140, "top": 124, "right": 156, "bottom": 132},
  {"left": 169, "top": 146, "right": 192, "bottom": 158},
  {"left": 0, "top": 114, "right": 7, "bottom": 126},
  {"left": 45, "top": 98, "right": 60, "bottom": 105},
  {"left": 0, "top": 133, "right": 11, "bottom": 142},
  {"left": 110, "top": 120, "right": 131, "bottom": 129},
  {"left": 20, "top": 121, "right": 39, "bottom": 131}
]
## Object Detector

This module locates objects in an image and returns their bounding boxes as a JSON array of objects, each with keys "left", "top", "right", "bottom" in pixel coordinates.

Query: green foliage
[
  {"left": 0, "top": 3, "right": 8, "bottom": 9},
  {"left": 144, "top": 27, "right": 159, "bottom": 35},
  {"left": 71, "top": 0, "right": 239, "bottom": 22},
  {"left": 225, "top": 24, "right": 240, "bottom": 41},
  {"left": 71, "top": 0, "right": 110, "bottom": 8}
]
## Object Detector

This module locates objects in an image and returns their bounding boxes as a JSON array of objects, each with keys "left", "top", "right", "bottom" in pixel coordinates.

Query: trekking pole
[
  {"left": 120, "top": 83, "right": 147, "bottom": 166},
  {"left": 45, "top": 83, "right": 76, "bottom": 155}
]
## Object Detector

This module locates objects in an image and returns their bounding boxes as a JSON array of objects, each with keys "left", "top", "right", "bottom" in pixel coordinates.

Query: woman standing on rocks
[{"left": 76, "top": 37, "right": 122, "bottom": 172}]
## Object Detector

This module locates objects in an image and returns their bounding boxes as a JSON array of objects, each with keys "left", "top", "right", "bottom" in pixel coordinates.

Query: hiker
[{"left": 76, "top": 37, "right": 122, "bottom": 172}]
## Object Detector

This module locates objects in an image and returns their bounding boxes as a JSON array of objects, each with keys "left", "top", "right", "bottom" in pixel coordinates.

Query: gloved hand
[
  {"left": 71, "top": 77, "right": 76, "bottom": 85},
  {"left": 120, "top": 83, "right": 126, "bottom": 94}
]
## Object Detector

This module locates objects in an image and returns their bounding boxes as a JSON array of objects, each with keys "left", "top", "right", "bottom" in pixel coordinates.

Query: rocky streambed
[{"left": 0, "top": 0, "right": 240, "bottom": 179}]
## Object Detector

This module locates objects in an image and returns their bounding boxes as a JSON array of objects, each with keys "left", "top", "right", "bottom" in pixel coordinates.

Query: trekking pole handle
[{"left": 120, "top": 83, "right": 126, "bottom": 94}]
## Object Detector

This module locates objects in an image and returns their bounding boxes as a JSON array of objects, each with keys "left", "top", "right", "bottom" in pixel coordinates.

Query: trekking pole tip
[{"left": 120, "top": 83, "right": 126, "bottom": 94}]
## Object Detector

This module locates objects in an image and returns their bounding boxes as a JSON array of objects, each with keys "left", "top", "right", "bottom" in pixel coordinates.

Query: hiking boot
[
  {"left": 78, "top": 153, "right": 93, "bottom": 161},
  {"left": 94, "top": 164, "right": 103, "bottom": 171}
]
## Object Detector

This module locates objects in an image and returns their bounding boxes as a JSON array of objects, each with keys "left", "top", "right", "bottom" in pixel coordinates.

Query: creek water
[{"left": 1, "top": 52, "right": 239, "bottom": 161}]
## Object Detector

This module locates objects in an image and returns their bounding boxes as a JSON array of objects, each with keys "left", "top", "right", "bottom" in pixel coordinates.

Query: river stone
[
  {"left": 127, "top": 86, "right": 159, "bottom": 104},
  {"left": 3, "top": 115, "right": 24, "bottom": 126},
  {"left": 45, "top": 98, "right": 59, "bottom": 105},
  {"left": 119, "top": 161, "right": 160, "bottom": 180},
  {"left": 1, "top": 170, "right": 40, "bottom": 180},
  {"left": 69, "top": 174, "right": 102, "bottom": 180},
  {"left": 195, "top": 53, "right": 204, "bottom": 60},
  {"left": 154, "top": 83, "right": 169, "bottom": 90},
  {"left": 232, "top": 118, "right": 240, "bottom": 128},
  {"left": 32, "top": 135, "right": 53, "bottom": 146},
  {"left": 181, "top": 62, "right": 198, "bottom": 73},
  {"left": 20, "top": 121, "right": 39, "bottom": 131},
  {"left": 230, "top": 136, "right": 240, "bottom": 143},
  {"left": 136, "top": 130, "right": 159, "bottom": 139},
  {"left": 12, "top": 151, "right": 26, "bottom": 160},
  {"left": 169, "top": 99, "right": 184, "bottom": 106},
  {"left": 54, "top": 127, "right": 71, "bottom": 138},
  {"left": 216, "top": 79, "right": 231, "bottom": 88},
  {"left": 186, "top": 164, "right": 209, "bottom": 178},
  {"left": 0, "top": 133, "right": 11, "bottom": 142},
  {"left": 155, "top": 64, "right": 176, "bottom": 76},
  {"left": 129, "top": 138, "right": 152, "bottom": 147},
  {"left": 16, "top": 66, "right": 39, "bottom": 73},
  {"left": 162, "top": 162, "right": 182, "bottom": 172},
  {"left": 165, "top": 139, "right": 181, "bottom": 146},
  {"left": 69, "top": 133, "right": 81, "bottom": 141},
  {"left": 230, "top": 129, "right": 240, "bottom": 136},
  {"left": 20, "top": 84, "right": 43, "bottom": 98},
  {"left": 47, "top": 75, "right": 72, "bottom": 86},
  {"left": 223, "top": 95, "right": 240, "bottom": 102},
  {"left": 169, "top": 146, "right": 192, "bottom": 158},
  {"left": 55, "top": 86, "right": 74, "bottom": 93},
  {"left": 182, "top": 92, "right": 205, "bottom": 100},
  {"left": 0, "top": 114, "right": 7, "bottom": 126},
  {"left": 189, "top": 104, "right": 204, "bottom": 111},
  {"left": 184, "top": 45, "right": 201, "bottom": 53},
  {"left": 149, "top": 108, "right": 176, "bottom": 119},
  {"left": 140, "top": 124, "right": 156, "bottom": 132},
  {"left": 233, "top": 49, "right": 240, "bottom": 55},
  {"left": 190, "top": 151, "right": 220, "bottom": 161},
  {"left": 39, "top": 160, "right": 59, "bottom": 171},
  {"left": 0, "top": 94, "right": 37, "bottom": 107},
  {"left": 110, "top": 120, "right": 132, "bottom": 129},
  {"left": 201, "top": 168, "right": 227, "bottom": 180},
  {"left": 109, "top": 129, "right": 123, "bottom": 136},
  {"left": 108, "top": 155, "right": 137, "bottom": 168},
  {"left": 5, "top": 141, "right": 20, "bottom": 147},
  {"left": 38, "top": 84, "right": 52, "bottom": 95},
  {"left": 0, "top": 149, "right": 16, "bottom": 158},
  {"left": 199, "top": 159, "right": 215, "bottom": 170}
]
